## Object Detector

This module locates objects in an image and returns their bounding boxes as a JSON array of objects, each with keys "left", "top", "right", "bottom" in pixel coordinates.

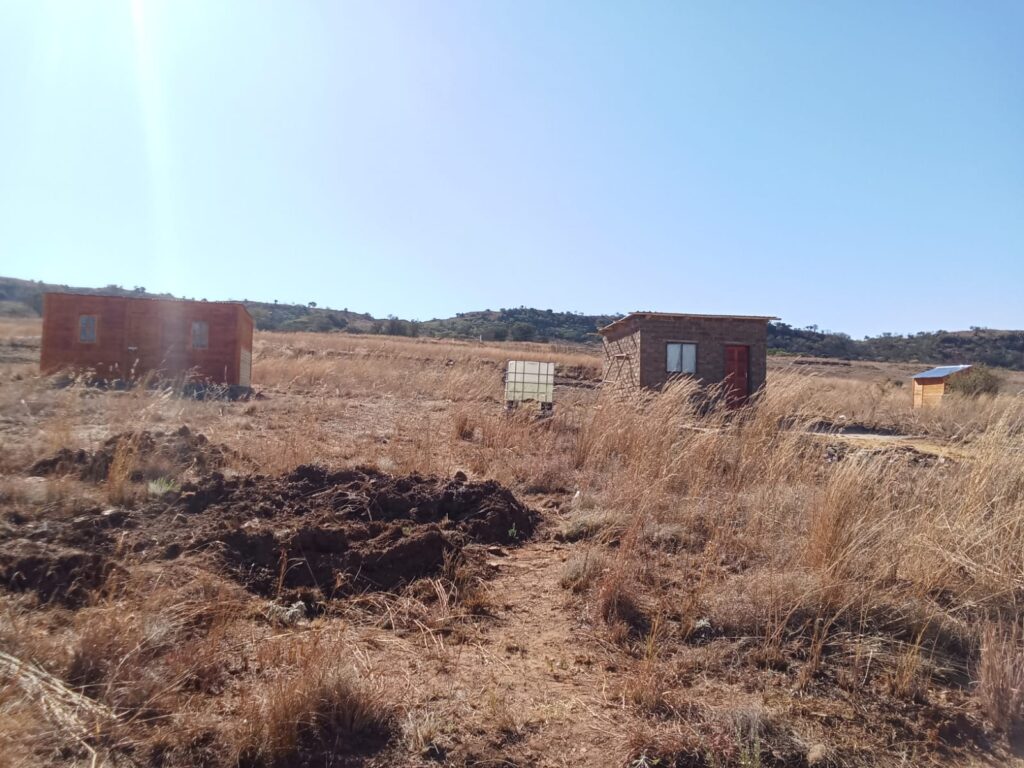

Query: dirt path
[
  {"left": 381, "top": 536, "right": 631, "bottom": 766},
  {"left": 470, "top": 540, "right": 626, "bottom": 766},
  {"left": 808, "top": 429, "right": 970, "bottom": 460}
]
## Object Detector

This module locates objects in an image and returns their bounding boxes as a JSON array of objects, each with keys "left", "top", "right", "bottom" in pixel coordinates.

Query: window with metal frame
[
  {"left": 191, "top": 320, "right": 209, "bottom": 349},
  {"left": 79, "top": 315, "right": 97, "bottom": 344},
  {"left": 666, "top": 342, "right": 696, "bottom": 374}
]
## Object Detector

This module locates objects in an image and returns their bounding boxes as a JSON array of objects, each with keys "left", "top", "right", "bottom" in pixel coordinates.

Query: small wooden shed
[
  {"left": 41, "top": 293, "right": 254, "bottom": 386},
  {"left": 911, "top": 364, "right": 972, "bottom": 409},
  {"left": 598, "top": 311, "right": 776, "bottom": 406}
]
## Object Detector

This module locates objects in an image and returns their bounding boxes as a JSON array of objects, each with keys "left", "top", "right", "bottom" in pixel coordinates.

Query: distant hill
[
  {"left": 766, "top": 322, "right": 1024, "bottom": 371},
  {"left": 0, "top": 276, "right": 377, "bottom": 334},
  {"left": 0, "top": 277, "right": 614, "bottom": 342},
  {"left": 2, "top": 275, "right": 1022, "bottom": 370},
  {"left": 0, "top": 276, "right": 175, "bottom": 314},
  {"left": 420, "top": 307, "right": 622, "bottom": 343}
]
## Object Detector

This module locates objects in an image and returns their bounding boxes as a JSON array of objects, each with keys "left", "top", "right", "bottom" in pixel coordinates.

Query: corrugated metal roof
[{"left": 912, "top": 364, "right": 972, "bottom": 380}]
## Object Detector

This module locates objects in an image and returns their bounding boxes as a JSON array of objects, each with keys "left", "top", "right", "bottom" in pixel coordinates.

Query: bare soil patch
[
  {"left": 0, "top": 539, "right": 113, "bottom": 606},
  {"left": 3, "top": 458, "right": 539, "bottom": 605},
  {"left": 185, "top": 464, "right": 539, "bottom": 599},
  {"left": 28, "top": 425, "right": 237, "bottom": 482}
]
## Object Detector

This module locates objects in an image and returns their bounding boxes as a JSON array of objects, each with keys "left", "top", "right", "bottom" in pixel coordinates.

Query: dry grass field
[{"left": 2, "top": 317, "right": 1024, "bottom": 767}]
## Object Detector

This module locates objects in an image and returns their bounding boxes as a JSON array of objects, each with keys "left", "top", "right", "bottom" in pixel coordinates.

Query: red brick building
[
  {"left": 41, "top": 293, "right": 253, "bottom": 386},
  {"left": 599, "top": 312, "right": 775, "bottom": 405}
]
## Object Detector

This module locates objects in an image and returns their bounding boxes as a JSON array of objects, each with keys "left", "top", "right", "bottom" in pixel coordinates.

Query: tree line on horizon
[{"left": 1, "top": 277, "right": 1021, "bottom": 370}]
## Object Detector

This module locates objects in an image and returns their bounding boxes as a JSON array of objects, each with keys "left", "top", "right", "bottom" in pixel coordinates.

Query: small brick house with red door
[
  {"left": 41, "top": 293, "right": 253, "bottom": 386},
  {"left": 598, "top": 312, "right": 775, "bottom": 405}
]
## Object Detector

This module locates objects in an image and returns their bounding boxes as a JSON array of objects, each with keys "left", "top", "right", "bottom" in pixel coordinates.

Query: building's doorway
[
  {"left": 724, "top": 344, "right": 750, "bottom": 407},
  {"left": 159, "top": 308, "right": 188, "bottom": 378}
]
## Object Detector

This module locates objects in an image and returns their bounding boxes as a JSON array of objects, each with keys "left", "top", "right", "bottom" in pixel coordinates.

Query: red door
[
  {"left": 157, "top": 305, "right": 189, "bottom": 379},
  {"left": 123, "top": 309, "right": 159, "bottom": 381},
  {"left": 724, "top": 345, "right": 749, "bottom": 407}
]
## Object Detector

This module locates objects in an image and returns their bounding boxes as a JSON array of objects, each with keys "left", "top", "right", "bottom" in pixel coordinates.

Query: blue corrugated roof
[{"left": 912, "top": 364, "right": 972, "bottom": 380}]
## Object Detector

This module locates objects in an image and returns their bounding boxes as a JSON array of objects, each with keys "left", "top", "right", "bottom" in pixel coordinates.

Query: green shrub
[
  {"left": 510, "top": 322, "right": 536, "bottom": 342},
  {"left": 946, "top": 365, "right": 1002, "bottom": 397}
]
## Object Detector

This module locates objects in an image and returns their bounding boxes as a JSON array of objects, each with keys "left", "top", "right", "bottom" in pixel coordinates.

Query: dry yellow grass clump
[{"left": 1, "top": 318, "right": 1023, "bottom": 767}]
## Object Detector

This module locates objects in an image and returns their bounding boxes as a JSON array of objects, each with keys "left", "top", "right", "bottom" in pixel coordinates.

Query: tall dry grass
[
  {"left": 227, "top": 631, "right": 392, "bottom": 766},
  {"left": 5, "top": 327, "right": 1024, "bottom": 762},
  {"left": 978, "top": 622, "right": 1024, "bottom": 735},
  {"left": 561, "top": 373, "right": 1024, "bottom": 743},
  {"left": 252, "top": 331, "right": 601, "bottom": 399},
  {"left": 576, "top": 375, "right": 1024, "bottom": 607},
  {"left": 787, "top": 371, "right": 1024, "bottom": 439},
  {"left": 0, "top": 317, "right": 42, "bottom": 341},
  {"left": 255, "top": 330, "right": 600, "bottom": 368}
]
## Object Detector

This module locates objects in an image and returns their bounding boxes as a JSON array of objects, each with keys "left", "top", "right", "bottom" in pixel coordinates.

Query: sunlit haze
[{"left": 1, "top": 2, "right": 1021, "bottom": 336}]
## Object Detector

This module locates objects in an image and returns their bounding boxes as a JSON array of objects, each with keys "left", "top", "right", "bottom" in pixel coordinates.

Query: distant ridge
[{"left": 2, "top": 276, "right": 1021, "bottom": 370}]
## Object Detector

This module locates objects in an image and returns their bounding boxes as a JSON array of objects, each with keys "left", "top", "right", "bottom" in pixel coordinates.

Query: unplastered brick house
[
  {"left": 40, "top": 292, "right": 254, "bottom": 386},
  {"left": 598, "top": 312, "right": 775, "bottom": 405}
]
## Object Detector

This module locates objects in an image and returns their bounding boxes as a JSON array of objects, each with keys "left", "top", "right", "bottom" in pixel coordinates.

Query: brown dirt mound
[
  {"left": 28, "top": 426, "right": 235, "bottom": 482},
  {"left": 0, "top": 540, "right": 112, "bottom": 606},
  {"left": 179, "top": 465, "right": 539, "bottom": 598},
  {"left": 1, "top": 465, "right": 538, "bottom": 604}
]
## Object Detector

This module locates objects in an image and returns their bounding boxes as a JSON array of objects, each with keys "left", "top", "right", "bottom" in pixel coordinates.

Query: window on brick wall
[
  {"left": 666, "top": 342, "right": 696, "bottom": 374},
  {"left": 79, "top": 315, "right": 97, "bottom": 343},
  {"left": 191, "top": 320, "right": 209, "bottom": 349}
]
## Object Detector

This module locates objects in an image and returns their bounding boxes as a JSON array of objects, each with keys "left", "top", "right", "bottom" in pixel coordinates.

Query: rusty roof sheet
[{"left": 599, "top": 311, "right": 779, "bottom": 335}]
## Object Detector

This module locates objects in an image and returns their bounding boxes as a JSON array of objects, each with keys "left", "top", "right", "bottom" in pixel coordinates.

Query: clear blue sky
[{"left": 1, "top": 2, "right": 1021, "bottom": 337}]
